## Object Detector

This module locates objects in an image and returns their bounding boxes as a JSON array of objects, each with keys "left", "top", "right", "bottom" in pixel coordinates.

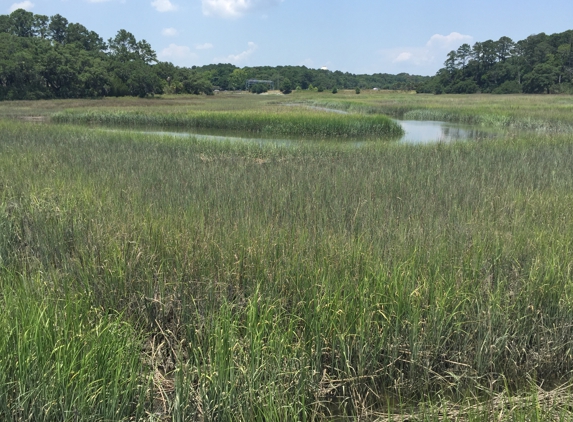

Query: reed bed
[
  {"left": 51, "top": 108, "right": 404, "bottom": 139},
  {"left": 0, "top": 271, "right": 146, "bottom": 421},
  {"left": 3, "top": 95, "right": 573, "bottom": 420},
  {"left": 291, "top": 92, "right": 573, "bottom": 133}
]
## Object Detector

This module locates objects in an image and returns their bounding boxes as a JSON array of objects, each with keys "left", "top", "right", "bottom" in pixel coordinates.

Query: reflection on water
[
  {"left": 100, "top": 119, "right": 496, "bottom": 146},
  {"left": 398, "top": 120, "right": 494, "bottom": 144}
]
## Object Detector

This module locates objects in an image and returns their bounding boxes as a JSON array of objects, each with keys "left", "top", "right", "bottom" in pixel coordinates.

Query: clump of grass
[
  {"left": 51, "top": 109, "right": 404, "bottom": 139},
  {"left": 0, "top": 270, "right": 146, "bottom": 421}
]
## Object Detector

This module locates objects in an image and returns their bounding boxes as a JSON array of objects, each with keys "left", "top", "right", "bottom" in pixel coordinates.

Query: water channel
[
  {"left": 109, "top": 119, "right": 495, "bottom": 146},
  {"left": 398, "top": 120, "right": 495, "bottom": 144},
  {"left": 88, "top": 104, "right": 496, "bottom": 145}
]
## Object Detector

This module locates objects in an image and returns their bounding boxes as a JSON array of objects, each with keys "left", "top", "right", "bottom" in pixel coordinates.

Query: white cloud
[
  {"left": 393, "top": 52, "right": 412, "bottom": 63},
  {"left": 386, "top": 48, "right": 433, "bottom": 66},
  {"left": 158, "top": 44, "right": 198, "bottom": 66},
  {"left": 151, "top": 0, "right": 178, "bottom": 12},
  {"left": 202, "top": 0, "right": 282, "bottom": 18},
  {"left": 378, "top": 32, "right": 473, "bottom": 75},
  {"left": 196, "top": 43, "right": 214, "bottom": 50},
  {"left": 9, "top": 1, "right": 34, "bottom": 12},
  {"left": 426, "top": 32, "right": 473, "bottom": 49},
  {"left": 162, "top": 27, "right": 178, "bottom": 36},
  {"left": 216, "top": 41, "right": 258, "bottom": 64}
]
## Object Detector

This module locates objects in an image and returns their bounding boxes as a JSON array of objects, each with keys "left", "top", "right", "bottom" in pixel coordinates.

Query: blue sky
[{"left": 4, "top": 0, "right": 573, "bottom": 76}]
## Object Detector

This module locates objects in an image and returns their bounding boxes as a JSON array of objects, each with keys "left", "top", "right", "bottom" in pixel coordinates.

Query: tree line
[
  {"left": 0, "top": 9, "right": 429, "bottom": 100},
  {"left": 419, "top": 30, "right": 573, "bottom": 94},
  {"left": 6, "top": 9, "right": 568, "bottom": 99},
  {"left": 195, "top": 63, "right": 428, "bottom": 93},
  {"left": 0, "top": 9, "right": 216, "bottom": 99}
]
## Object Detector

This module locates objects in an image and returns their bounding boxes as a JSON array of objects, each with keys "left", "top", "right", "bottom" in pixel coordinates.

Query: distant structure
[
  {"left": 245, "top": 79, "right": 275, "bottom": 90},
  {"left": 320, "top": 66, "right": 328, "bottom": 71}
]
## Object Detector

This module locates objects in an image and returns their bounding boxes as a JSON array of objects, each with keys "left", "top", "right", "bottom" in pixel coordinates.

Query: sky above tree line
[{"left": 4, "top": 0, "right": 573, "bottom": 76}]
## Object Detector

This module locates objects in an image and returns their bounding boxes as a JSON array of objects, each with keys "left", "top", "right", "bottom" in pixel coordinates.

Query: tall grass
[
  {"left": 0, "top": 270, "right": 146, "bottom": 421},
  {"left": 3, "top": 111, "right": 573, "bottom": 419},
  {"left": 51, "top": 108, "right": 404, "bottom": 139}
]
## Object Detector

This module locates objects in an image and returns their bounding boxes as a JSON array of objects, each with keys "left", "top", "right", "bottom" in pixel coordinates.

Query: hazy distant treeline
[{"left": 193, "top": 63, "right": 429, "bottom": 92}]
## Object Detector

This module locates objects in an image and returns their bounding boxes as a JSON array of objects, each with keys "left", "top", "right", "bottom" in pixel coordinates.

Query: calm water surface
[
  {"left": 110, "top": 119, "right": 494, "bottom": 146},
  {"left": 399, "top": 120, "right": 494, "bottom": 144}
]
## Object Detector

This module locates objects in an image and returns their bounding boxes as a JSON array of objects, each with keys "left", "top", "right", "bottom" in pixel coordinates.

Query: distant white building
[{"left": 320, "top": 66, "right": 328, "bottom": 71}]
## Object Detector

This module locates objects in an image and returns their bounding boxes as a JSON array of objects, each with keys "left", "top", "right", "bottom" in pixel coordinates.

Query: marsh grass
[
  {"left": 0, "top": 270, "right": 146, "bottom": 421},
  {"left": 3, "top": 92, "right": 573, "bottom": 420},
  {"left": 7, "top": 91, "right": 573, "bottom": 134},
  {"left": 51, "top": 108, "right": 404, "bottom": 139},
  {"left": 289, "top": 91, "right": 573, "bottom": 133}
]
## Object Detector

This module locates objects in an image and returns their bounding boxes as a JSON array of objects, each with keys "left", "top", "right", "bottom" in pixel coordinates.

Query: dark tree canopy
[
  {"left": 419, "top": 30, "right": 573, "bottom": 94},
  {"left": 0, "top": 11, "right": 163, "bottom": 99}
]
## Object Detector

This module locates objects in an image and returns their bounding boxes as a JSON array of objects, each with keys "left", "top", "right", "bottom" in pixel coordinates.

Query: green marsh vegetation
[
  {"left": 3, "top": 92, "right": 573, "bottom": 420},
  {"left": 51, "top": 107, "right": 404, "bottom": 139},
  {"left": 292, "top": 90, "right": 573, "bottom": 133}
]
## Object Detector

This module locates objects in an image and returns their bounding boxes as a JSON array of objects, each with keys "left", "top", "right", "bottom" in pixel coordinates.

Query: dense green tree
[
  {"left": 200, "top": 63, "right": 234, "bottom": 89},
  {"left": 448, "top": 79, "right": 479, "bottom": 93},
  {"left": 66, "top": 23, "right": 106, "bottom": 51},
  {"left": 181, "top": 71, "right": 213, "bottom": 95},
  {"left": 424, "top": 28, "right": 573, "bottom": 94},
  {"left": 0, "top": 15, "right": 10, "bottom": 33},
  {"left": 40, "top": 43, "right": 109, "bottom": 97},
  {"left": 444, "top": 50, "right": 457, "bottom": 75},
  {"left": 125, "top": 62, "right": 162, "bottom": 97},
  {"left": 48, "top": 14, "right": 68, "bottom": 43},
  {"left": 229, "top": 68, "right": 248, "bottom": 90},
  {"left": 492, "top": 80, "right": 522, "bottom": 94},
  {"left": 250, "top": 83, "right": 268, "bottom": 94},
  {"left": 556, "top": 43, "right": 573, "bottom": 83},
  {"left": 456, "top": 43, "right": 472, "bottom": 72},
  {"left": 108, "top": 30, "right": 156, "bottom": 64},
  {"left": 280, "top": 77, "right": 292, "bottom": 94},
  {"left": 0, "top": 11, "right": 182, "bottom": 100},
  {"left": 0, "top": 34, "right": 48, "bottom": 99},
  {"left": 481, "top": 40, "right": 498, "bottom": 69},
  {"left": 41, "top": 44, "right": 82, "bottom": 97},
  {"left": 153, "top": 61, "right": 178, "bottom": 82},
  {"left": 33, "top": 15, "right": 49, "bottom": 39},
  {"left": 522, "top": 63, "right": 559, "bottom": 93},
  {"left": 136, "top": 40, "right": 157, "bottom": 65},
  {"left": 496, "top": 36, "right": 515, "bottom": 62},
  {"left": 10, "top": 9, "right": 36, "bottom": 37}
]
